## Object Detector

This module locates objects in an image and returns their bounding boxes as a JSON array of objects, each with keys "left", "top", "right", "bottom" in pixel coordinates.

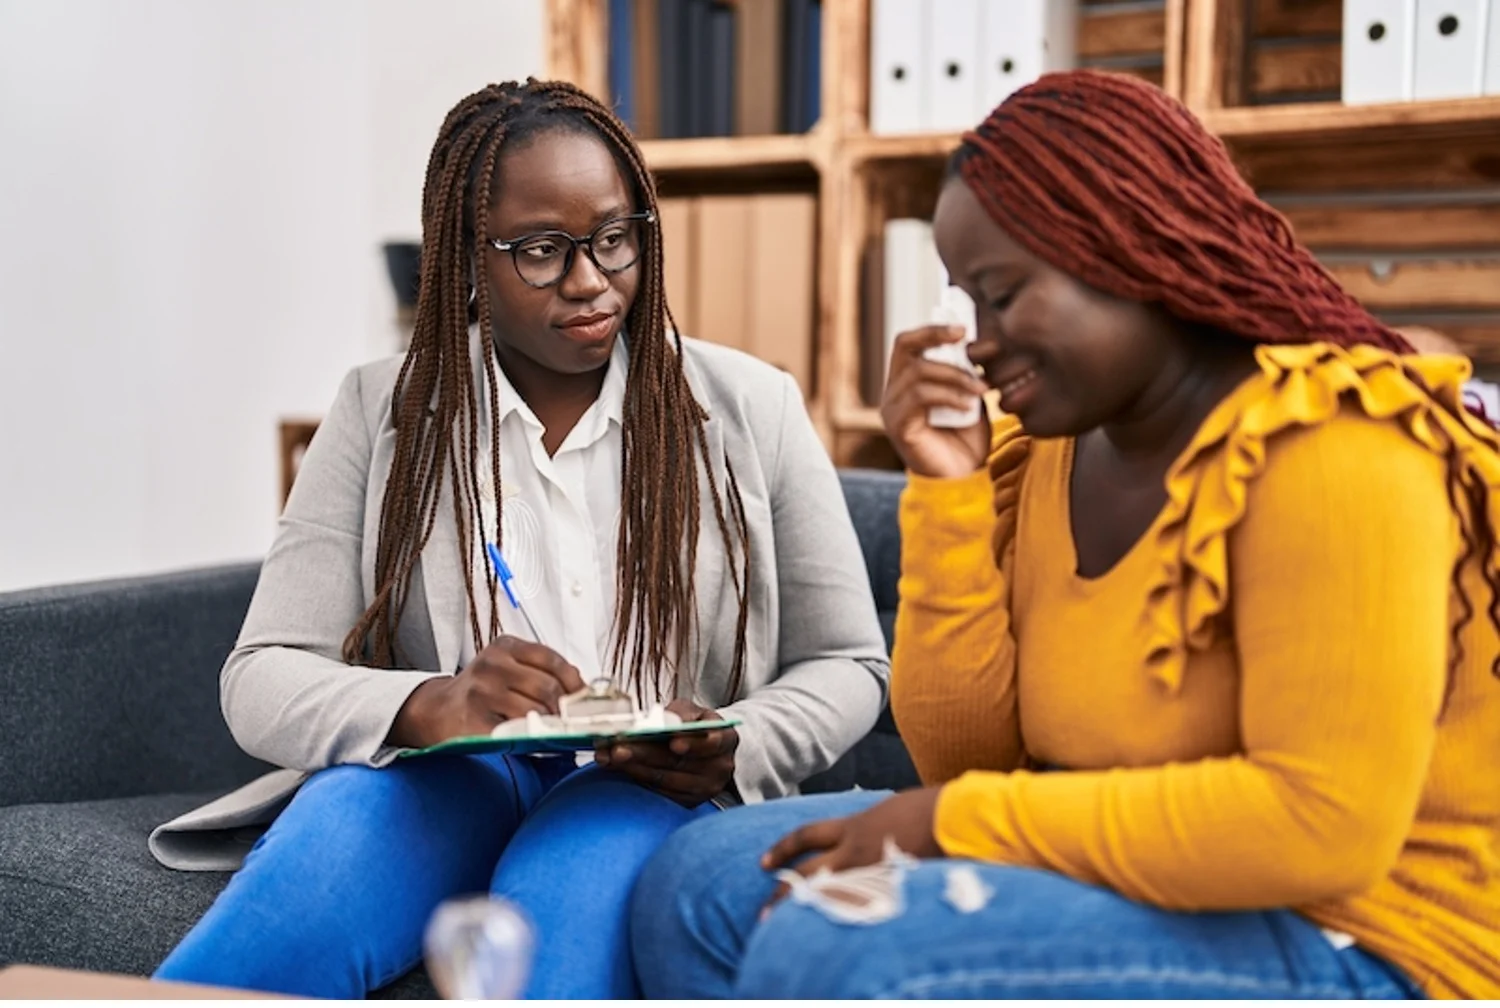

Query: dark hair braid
[
  {"left": 343, "top": 79, "right": 751, "bottom": 703},
  {"left": 951, "top": 69, "right": 1500, "bottom": 693}
]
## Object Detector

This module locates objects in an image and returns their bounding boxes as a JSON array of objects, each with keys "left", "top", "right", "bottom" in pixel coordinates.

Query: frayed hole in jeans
[{"left": 773, "top": 838, "right": 915, "bottom": 926}]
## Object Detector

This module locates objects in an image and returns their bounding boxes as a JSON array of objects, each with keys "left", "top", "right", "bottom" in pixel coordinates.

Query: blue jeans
[
  {"left": 630, "top": 791, "right": 1425, "bottom": 999},
  {"left": 154, "top": 754, "right": 712, "bottom": 998}
]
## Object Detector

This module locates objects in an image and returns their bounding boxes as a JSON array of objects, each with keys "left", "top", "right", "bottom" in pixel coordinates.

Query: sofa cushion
[
  {"left": 0, "top": 790, "right": 436, "bottom": 996},
  {"left": 0, "top": 792, "right": 230, "bottom": 975}
]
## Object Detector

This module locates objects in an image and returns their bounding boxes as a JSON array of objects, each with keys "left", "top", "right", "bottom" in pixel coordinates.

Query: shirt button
[{"left": 570, "top": 581, "right": 584, "bottom": 597}]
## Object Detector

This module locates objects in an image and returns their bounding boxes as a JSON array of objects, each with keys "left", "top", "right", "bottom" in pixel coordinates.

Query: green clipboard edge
[{"left": 397, "top": 717, "right": 742, "bottom": 759}]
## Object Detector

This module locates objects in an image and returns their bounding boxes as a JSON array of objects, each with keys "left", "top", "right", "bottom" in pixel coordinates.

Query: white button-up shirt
[{"left": 458, "top": 337, "right": 627, "bottom": 683}]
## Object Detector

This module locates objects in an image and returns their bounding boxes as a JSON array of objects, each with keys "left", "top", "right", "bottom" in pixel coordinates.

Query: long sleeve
[
  {"left": 934, "top": 411, "right": 1452, "bottom": 910},
  {"left": 719, "top": 373, "right": 889, "bottom": 801},
  {"left": 220, "top": 364, "right": 444, "bottom": 771},
  {"left": 891, "top": 419, "right": 1028, "bottom": 783}
]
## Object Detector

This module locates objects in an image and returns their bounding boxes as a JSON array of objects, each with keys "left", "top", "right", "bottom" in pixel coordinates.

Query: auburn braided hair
[
  {"left": 950, "top": 69, "right": 1499, "bottom": 694},
  {"left": 342, "top": 79, "right": 752, "bottom": 703}
]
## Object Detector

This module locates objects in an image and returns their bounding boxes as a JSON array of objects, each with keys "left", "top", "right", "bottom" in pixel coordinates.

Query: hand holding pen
[{"left": 385, "top": 545, "right": 586, "bottom": 749}]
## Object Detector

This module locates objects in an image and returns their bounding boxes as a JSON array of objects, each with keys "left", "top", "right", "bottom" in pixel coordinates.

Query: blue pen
[{"left": 486, "top": 543, "right": 547, "bottom": 646}]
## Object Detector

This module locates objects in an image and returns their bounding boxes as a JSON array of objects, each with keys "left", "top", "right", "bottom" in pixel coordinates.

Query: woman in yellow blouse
[{"left": 629, "top": 70, "right": 1500, "bottom": 999}]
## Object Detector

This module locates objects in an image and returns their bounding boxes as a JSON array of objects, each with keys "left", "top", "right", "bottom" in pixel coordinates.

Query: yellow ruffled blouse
[{"left": 891, "top": 343, "right": 1500, "bottom": 998}]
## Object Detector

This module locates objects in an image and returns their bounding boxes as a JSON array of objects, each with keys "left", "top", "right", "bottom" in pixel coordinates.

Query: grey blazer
[{"left": 150, "top": 336, "right": 889, "bottom": 870}]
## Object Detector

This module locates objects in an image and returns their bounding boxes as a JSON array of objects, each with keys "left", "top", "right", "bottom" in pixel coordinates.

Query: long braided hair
[
  {"left": 950, "top": 69, "right": 1499, "bottom": 693},
  {"left": 343, "top": 79, "right": 751, "bottom": 703}
]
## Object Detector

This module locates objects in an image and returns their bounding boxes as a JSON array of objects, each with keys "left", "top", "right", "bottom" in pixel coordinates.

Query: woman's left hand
[
  {"left": 760, "top": 787, "right": 946, "bottom": 910},
  {"left": 595, "top": 700, "right": 737, "bottom": 807}
]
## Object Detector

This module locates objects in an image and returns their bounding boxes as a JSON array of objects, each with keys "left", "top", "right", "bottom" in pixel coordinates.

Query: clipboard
[
  {"left": 398, "top": 717, "right": 742, "bottom": 760},
  {"left": 397, "top": 678, "right": 739, "bottom": 760}
]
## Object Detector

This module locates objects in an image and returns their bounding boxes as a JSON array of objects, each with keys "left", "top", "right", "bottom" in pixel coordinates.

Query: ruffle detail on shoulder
[
  {"left": 1144, "top": 342, "right": 1500, "bottom": 693},
  {"left": 988, "top": 414, "right": 1033, "bottom": 564}
]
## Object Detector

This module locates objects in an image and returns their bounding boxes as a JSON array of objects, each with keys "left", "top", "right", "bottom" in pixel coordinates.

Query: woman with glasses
[{"left": 151, "top": 79, "right": 889, "bottom": 999}]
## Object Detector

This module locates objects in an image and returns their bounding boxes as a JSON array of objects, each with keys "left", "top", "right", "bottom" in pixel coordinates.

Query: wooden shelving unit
[{"left": 548, "top": 0, "right": 1500, "bottom": 465}]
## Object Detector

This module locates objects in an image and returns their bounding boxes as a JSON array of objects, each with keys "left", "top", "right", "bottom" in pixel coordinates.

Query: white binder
[
  {"left": 979, "top": 0, "right": 1078, "bottom": 116},
  {"left": 1483, "top": 0, "right": 1500, "bottom": 93},
  {"left": 1343, "top": 0, "right": 1416, "bottom": 103},
  {"left": 870, "top": 0, "right": 928, "bottom": 134},
  {"left": 924, "top": 0, "right": 984, "bottom": 131},
  {"left": 1413, "top": 0, "right": 1486, "bottom": 99},
  {"left": 881, "top": 219, "right": 946, "bottom": 378}
]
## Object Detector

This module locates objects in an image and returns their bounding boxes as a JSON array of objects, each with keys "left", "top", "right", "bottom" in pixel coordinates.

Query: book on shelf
[
  {"left": 708, "top": 1, "right": 737, "bottom": 136},
  {"left": 861, "top": 217, "right": 948, "bottom": 405},
  {"left": 658, "top": 196, "right": 698, "bottom": 334},
  {"left": 609, "top": 0, "right": 823, "bottom": 138},
  {"left": 609, "top": 0, "right": 635, "bottom": 127},
  {"left": 738, "top": 0, "right": 784, "bottom": 135},
  {"left": 782, "top": 0, "right": 822, "bottom": 134},
  {"left": 1343, "top": 0, "right": 1500, "bottom": 104},
  {"left": 1411, "top": 0, "right": 1489, "bottom": 101},
  {"left": 1489, "top": 0, "right": 1500, "bottom": 94},
  {"left": 656, "top": 0, "right": 686, "bottom": 136},
  {"left": 869, "top": 0, "right": 1077, "bottom": 136},
  {"left": 858, "top": 232, "right": 887, "bottom": 405},
  {"left": 683, "top": 0, "right": 711, "bottom": 135},
  {"left": 632, "top": 0, "right": 663, "bottom": 137},
  {"left": 659, "top": 192, "right": 817, "bottom": 397}
]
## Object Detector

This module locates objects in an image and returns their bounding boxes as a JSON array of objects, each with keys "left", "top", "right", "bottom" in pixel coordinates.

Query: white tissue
[
  {"left": 922, "top": 286, "right": 980, "bottom": 429},
  {"left": 1321, "top": 929, "right": 1356, "bottom": 951},
  {"left": 942, "top": 864, "right": 994, "bottom": 914}
]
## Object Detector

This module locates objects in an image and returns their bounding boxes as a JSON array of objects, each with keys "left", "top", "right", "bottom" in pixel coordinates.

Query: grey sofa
[{"left": 0, "top": 468, "right": 917, "bottom": 995}]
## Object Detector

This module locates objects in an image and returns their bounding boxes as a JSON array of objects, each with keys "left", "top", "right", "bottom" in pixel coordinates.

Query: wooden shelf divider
[
  {"left": 834, "top": 404, "right": 885, "bottom": 435},
  {"left": 844, "top": 131, "right": 965, "bottom": 167},
  {"left": 1206, "top": 96, "right": 1500, "bottom": 144},
  {"left": 638, "top": 133, "right": 821, "bottom": 176}
]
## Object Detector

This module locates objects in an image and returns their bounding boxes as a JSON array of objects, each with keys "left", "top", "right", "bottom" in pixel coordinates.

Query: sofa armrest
[{"left": 0, "top": 563, "right": 271, "bottom": 806}]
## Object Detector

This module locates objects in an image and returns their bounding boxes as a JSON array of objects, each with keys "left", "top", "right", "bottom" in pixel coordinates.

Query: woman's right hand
[
  {"left": 881, "top": 325, "right": 992, "bottom": 479},
  {"left": 388, "top": 637, "right": 587, "bottom": 749}
]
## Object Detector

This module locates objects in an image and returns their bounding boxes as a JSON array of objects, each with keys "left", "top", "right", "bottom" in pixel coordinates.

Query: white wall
[{"left": 0, "top": 0, "right": 543, "bottom": 591}]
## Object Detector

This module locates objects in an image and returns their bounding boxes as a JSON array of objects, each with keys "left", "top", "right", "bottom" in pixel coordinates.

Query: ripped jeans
[{"left": 629, "top": 790, "right": 1424, "bottom": 999}]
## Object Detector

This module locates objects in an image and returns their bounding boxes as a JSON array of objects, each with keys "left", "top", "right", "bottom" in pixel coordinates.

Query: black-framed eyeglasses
[{"left": 488, "top": 211, "right": 656, "bottom": 289}]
